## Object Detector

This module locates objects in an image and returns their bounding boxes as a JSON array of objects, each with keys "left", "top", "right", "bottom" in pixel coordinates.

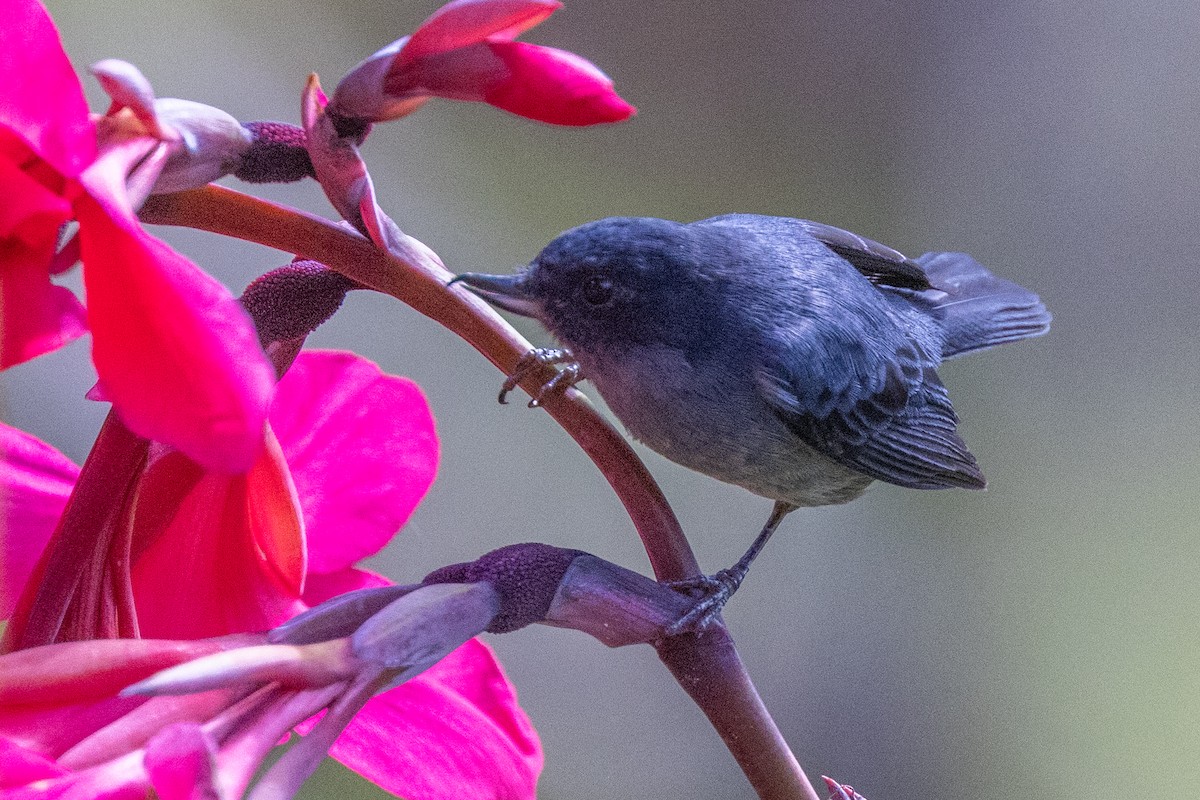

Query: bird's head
[{"left": 452, "top": 217, "right": 734, "bottom": 357}]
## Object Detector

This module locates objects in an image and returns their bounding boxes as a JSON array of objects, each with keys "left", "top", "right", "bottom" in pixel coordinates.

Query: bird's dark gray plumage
[{"left": 454, "top": 214, "right": 1050, "bottom": 627}]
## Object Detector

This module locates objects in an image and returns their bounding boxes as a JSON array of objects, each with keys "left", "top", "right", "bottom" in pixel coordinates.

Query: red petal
[
  {"left": 130, "top": 445, "right": 305, "bottom": 639},
  {"left": 76, "top": 161, "right": 275, "bottom": 474},
  {"left": 143, "top": 723, "right": 219, "bottom": 800},
  {"left": 0, "top": 639, "right": 232, "bottom": 706},
  {"left": 386, "top": 42, "right": 500, "bottom": 102},
  {"left": 0, "top": 737, "right": 69, "bottom": 787},
  {"left": 326, "top": 639, "right": 542, "bottom": 800},
  {"left": 270, "top": 351, "right": 438, "bottom": 575},
  {"left": 0, "top": 156, "right": 87, "bottom": 368},
  {"left": 301, "top": 568, "right": 392, "bottom": 607},
  {"left": 0, "top": 0, "right": 96, "bottom": 177},
  {"left": 0, "top": 149, "right": 72, "bottom": 243},
  {"left": 0, "top": 422, "right": 78, "bottom": 619},
  {"left": 245, "top": 427, "right": 307, "bottom": 595},
  {"left": 400, "top": 0, "right": 561, "bottom": 65},
  {"left": 483, "top": 42, "right": 636, "bottom": 126}
]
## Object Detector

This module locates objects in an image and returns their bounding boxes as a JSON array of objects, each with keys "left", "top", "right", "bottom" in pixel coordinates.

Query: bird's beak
[{"left": 449, "top": 272, "right": 544, "bottom": 319}]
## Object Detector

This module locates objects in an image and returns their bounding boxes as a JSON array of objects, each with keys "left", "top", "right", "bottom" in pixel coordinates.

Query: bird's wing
[
  {"left": 795, "top": 220, "right": 932, "bottom": 291},
  {"left": 756, "top": 321, "right": 986, "bottom": 490}
]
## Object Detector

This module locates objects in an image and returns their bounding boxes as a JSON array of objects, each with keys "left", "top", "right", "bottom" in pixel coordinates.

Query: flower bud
[
  {"left": 328, "top": 0, "right": 634, "bottom": 127},
  {"left": 90, "top": 59, "right": 254, "bottom": 193},
  {"left": 150, "top": 98, "right": 252, "bottom": 193}
]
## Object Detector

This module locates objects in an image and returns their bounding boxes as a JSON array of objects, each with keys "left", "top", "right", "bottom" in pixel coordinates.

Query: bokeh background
[{"left": 10, "top": 1, "right": 1199, "bottom": 797}]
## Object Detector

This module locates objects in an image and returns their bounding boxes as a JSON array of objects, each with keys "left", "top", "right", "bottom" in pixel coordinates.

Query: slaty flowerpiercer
[{"left": 452, "top": 214, "right": 1051, "bottom": 630}]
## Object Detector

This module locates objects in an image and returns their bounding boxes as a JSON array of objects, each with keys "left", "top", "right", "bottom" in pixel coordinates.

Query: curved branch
[
  {"left": 143, "top": 186, "right": 695, "bottom": 579},
  {"left": 140, "top": 185, "right": 818, "bottom": 800}
]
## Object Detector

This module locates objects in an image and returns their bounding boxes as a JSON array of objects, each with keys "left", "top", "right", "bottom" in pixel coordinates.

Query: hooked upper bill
[{"left": 450, "top": 272, "right": 544, "bottom": 319}]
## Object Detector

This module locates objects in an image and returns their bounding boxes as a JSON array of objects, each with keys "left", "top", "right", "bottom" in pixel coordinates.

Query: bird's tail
[{"left": 916, "top": 252, "right": 1052, "bottom": 358}]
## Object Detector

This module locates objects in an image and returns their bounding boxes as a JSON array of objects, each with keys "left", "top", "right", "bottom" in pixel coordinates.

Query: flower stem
[
  {"left": 142, "top": 186, "right": 695, "bottom": 578},
  {"left": 2, "top": 411, "right": 148, "bottom": 651},
  {"left": 140, "top": 185, "right": 819, "bottom": 800}
]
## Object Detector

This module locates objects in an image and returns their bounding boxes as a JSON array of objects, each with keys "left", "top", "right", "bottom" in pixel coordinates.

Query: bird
[{"left": 451, "top": 214, "right": 1050, "bottom": 631}]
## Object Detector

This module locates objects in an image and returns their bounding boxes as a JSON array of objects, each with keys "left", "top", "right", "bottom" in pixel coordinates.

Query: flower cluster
[{"left": 1, "top": 0, "right": 635, "bottom": 796}]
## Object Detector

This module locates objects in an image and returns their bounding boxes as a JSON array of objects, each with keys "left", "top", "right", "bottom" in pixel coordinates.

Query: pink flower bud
[{"left": 330, "top": 0, "right": 634, "bottom": 127}]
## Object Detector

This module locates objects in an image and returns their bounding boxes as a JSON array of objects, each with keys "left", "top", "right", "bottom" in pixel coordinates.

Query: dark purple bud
[
  {"left": 239, "top": 260, "right": 355, "bottom": 345},
  {"left": 424, "top": 542, "right": 585, "bottom": 633},
  {"left": 235, "top": 121, "right": 316, "bottom": 183}
]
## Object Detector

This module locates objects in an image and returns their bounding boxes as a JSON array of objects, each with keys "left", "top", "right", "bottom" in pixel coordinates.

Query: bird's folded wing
[{"left": 756, "top": 324, "right": 986, "bottom": 490}]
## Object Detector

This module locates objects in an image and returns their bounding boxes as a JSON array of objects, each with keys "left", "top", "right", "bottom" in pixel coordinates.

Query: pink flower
[
  {"left": 0, "top": 351, "right": 543, "bottom": 798},
  {"left": 0, "top": 635, "right": 541, "bottom": 799},
  {"left": 0, "top": 0, "right": 273, "bottom": 472},
  {"left": 2, "top": 350, "right": 437, "bottom": 644},
  {"left": 131, "top": 349, "right": 441, "bottom": 639},
  {"left": 330, "top": 0, "right": 635, "bottom": 126}
]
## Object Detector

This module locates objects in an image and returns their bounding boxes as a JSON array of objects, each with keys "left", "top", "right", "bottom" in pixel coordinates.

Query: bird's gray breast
[{"left": 578, "top": 343, "right": 873, "bottom": 507}]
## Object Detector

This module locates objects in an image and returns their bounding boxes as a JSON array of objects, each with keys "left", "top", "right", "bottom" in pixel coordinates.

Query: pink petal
[
  {"left": 245, "top": 427, "right": 307, "bottom": 595},
  {"left": 482, "top": 42, "right": 636, "bottom": 126},
  {"left": 0, "top": 147, "right": 72, "bottom": 243},
  {"left": 75, "top": 160, "right": 275, "bottom": 474},
  {"left": 0, "top": 422, "right": 78, "bottom": 618},
  {"left": 0, "top": 753, "right": 150, "bottom": 800},
  {"left": 0, "top": 0, "right": 96, "bottom": 177},
  {"left": 0, "top": 737, "right": 69, "bottom": 788},
  {"left": 326, "top": 639, "right": 542, "bottom": 800},
  {"left": 300, "top": 567, "right": 392, "bottom": 608},
  {"left": 400, "top": 0, "right": 561, "bottom": 65},
  {"left": 0, "top": 154, "right": 88, "bottom": 369},
  {"left": 0, "top": 697, "right": 143, "bottom": 762},
  {"left": 143, "top": 723, "right": 218, "bottom": 800},
  {"left": 0, "top": 639, "right": 237, "bottom": 706},
  {"left": 271, "top": 351, "right": 438, "bottom": 575},
  {"left": 385, "top": 42, "right": 499, "bottom": 102},
  {"left": 130, "top": 446, "right": 306, "bottom": 639}
]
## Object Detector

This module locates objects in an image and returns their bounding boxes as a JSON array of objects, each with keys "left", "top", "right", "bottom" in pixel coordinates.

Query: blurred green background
[{"left": 8, "top": 0, "right": 1199, "bottom": 797}]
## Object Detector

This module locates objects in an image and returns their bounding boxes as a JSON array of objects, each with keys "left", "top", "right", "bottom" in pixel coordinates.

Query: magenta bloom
[
  {"left": 3, "top": 351, "right": 438, "bottom": 640},
  {"left": 0, "top": 638, "right": 541, "bottom": 800},
  {"left": 331, "top": 0, "right": 635, "bottom": 126},
  {"left": 131, "top": 349, "right": 441, "bottom": 638},
  {"left": 0, "top": 0, "right": 273, "bottom": 472},
  {"left": 0, "top": 351, "right": 542, "bottom": 798}
]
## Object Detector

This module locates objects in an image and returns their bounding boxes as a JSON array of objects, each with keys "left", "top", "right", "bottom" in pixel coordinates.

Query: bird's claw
[
  {"left": 499, "top": 348, "right": 583, "bottom": 407},
  {"left": 662, "top": 568, "right": 743, "bottom": 635}
]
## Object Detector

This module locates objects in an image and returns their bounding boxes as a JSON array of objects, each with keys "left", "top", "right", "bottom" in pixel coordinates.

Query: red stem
[
  {"left": 139, "top": 185, "right": 819, "bottom": 800},
  {"left": 142, "top": 186, "right": 695, "bottom": 577},
  {"left": 2, "top": 411, "right": 148, "bottom": 651}
]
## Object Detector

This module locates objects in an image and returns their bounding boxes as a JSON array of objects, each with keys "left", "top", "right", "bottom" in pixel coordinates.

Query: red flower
[
  {"left": 331, "top": 0, "right": 635, "bottom": 126},
  {"left": 2, "top": 351, "right": 438, "bottom": 639},
  {"left": 0, "top": 0, "right": 273, "bottom": 472},
  {"left": 0, "top": 351, "right": 543, "bottom": 798}
]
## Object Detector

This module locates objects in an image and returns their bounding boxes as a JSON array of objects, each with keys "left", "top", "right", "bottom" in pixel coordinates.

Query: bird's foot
[
  {"left": 499, "top": 348, "right": 582, "bottom": 407},
  {"left": 663, "top": 567, "right": 745, "bottom": 635}
]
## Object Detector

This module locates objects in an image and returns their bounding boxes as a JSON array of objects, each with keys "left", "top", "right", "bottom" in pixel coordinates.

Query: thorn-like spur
[{"left": 499, "top": 348, "right": 583, "bottom": 407}]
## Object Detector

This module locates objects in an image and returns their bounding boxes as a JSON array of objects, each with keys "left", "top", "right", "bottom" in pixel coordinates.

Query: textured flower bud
[
  {"left": 235, "top": 121, "right": 316, "bottom": 183},
  {"left": 239, "top": 260, "right": 354, "bottom": 345}
]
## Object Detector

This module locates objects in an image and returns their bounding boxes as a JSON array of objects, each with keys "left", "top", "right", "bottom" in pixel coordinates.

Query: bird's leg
[
  {"left": 665, "top": 500, "right": 796, "bottom": 635},
  {"left": 499, "top": 348, "right": 583, "bottom": 407}
]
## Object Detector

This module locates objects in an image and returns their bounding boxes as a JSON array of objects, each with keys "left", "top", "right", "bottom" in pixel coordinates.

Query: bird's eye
[{"left": 581, "top": 275, "right": 614, "bottom": 306}]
